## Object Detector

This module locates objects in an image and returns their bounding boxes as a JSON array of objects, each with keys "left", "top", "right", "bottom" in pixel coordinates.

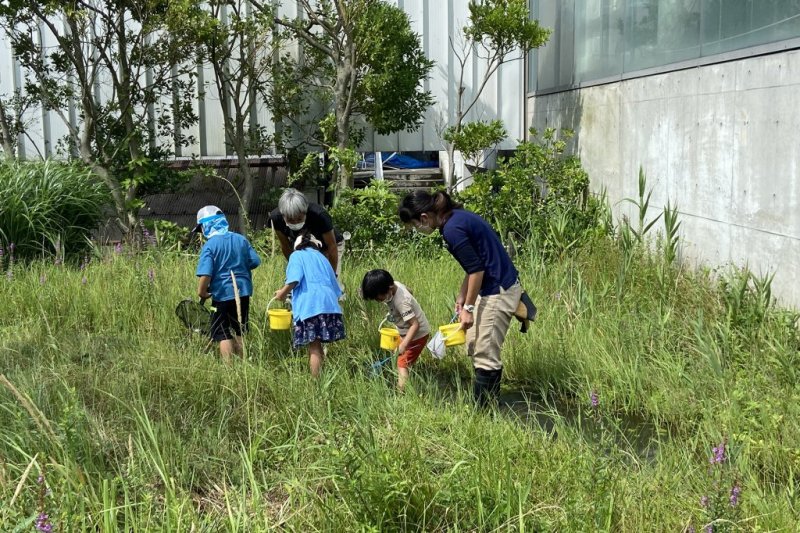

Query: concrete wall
[{"left": 528, "top": 49, "right": 800, "bottom": 309}]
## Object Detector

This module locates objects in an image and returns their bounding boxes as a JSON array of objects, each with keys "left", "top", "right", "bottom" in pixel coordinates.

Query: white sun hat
[{"left": 196, "top": 205, "right": 223, "bottom": 224}]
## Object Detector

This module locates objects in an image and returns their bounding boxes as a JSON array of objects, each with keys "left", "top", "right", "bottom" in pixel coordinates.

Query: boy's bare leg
[
  {"left": 309, "top": 340, "right": 324, "bottom": 377},
  {"left": 219, "top": 340, "right": 235, "bottom": 365},
  {"left": 397, "top": 367, "right": 410, "bottom": 393}
]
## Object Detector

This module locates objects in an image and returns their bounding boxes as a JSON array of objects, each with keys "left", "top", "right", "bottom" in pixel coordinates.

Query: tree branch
[{"left": 275, "top": 17, "right": 336, "bottom": 59}]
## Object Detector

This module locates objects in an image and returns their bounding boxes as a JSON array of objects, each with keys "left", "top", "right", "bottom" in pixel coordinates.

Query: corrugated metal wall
[{"left": 0, "top": 1, "right": 525, "bottom": 158}]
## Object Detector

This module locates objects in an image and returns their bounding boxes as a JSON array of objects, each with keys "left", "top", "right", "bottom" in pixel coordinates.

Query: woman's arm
[
  {"left": 277, "top": 231, "right": 293, "bottom": 260},
  {"left": 459, "top": 271, "right": 484, "bottom": 330},
  {"left": 321, "top": 229, "right": 339, "bottom": 273},
  {"left": 456, "top": 274, "right": 469, "bottom": 313}
]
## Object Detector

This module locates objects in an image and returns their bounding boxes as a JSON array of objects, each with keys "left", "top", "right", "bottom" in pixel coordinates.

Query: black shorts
[{"left": 209, "top": 297, "right": 250, "bottom": 342}]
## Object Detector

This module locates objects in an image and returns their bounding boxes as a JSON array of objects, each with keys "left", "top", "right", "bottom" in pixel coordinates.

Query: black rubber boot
[{"left": 473, "top": 368, "right": 503, "bottom": 408}]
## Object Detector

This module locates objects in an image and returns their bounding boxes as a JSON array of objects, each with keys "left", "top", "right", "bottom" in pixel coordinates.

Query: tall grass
[
  {"left": 1, "top": 236, "right": 799, "bottom": 530},
  {"left": 0, "top": 161, "right": 108, "bottom": 259}
]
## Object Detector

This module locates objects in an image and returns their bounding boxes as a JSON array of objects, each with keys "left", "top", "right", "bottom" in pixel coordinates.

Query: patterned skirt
[{"left": 293, "top": 313, "right": 346, "bottom": 348}]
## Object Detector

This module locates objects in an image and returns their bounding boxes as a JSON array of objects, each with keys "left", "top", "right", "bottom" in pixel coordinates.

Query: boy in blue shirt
[{"left": 195, "top": 206, "right": 261, "bottom": 363}]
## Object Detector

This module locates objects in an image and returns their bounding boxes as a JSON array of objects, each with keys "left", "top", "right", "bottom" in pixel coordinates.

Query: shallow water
[
  {"left": 414, "top": 368, "right": 664, "bottom": 462},
  {"left": 497, "top": 389, "right": 662, "bottom": 462}
]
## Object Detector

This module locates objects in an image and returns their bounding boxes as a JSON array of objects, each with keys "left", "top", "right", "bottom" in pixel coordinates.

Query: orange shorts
[{"left": 397, "top": 334, "right": 430, "bottom": 369}]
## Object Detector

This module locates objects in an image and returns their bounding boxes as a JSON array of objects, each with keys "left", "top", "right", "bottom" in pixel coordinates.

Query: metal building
[{"left": 0, "top": 1, "right": 526, "bottom": 159}]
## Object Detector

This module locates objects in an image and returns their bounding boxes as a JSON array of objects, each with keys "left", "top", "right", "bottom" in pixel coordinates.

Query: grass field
[{"left": 1, "top": 237, "right": 799, "bottom": 531}]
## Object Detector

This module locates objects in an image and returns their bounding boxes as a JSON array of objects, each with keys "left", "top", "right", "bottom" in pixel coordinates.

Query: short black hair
[{"left": 361, "top": 269, "right": 394, "bottom": 300}]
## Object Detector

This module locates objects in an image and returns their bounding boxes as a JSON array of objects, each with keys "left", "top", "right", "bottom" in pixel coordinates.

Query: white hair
[{"left": 278, "top": 188, "right": 308, "bottom": 220}]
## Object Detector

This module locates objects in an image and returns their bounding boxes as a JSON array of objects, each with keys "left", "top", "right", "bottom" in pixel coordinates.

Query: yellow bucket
[
  {"left": 267, "top": 298, "right": 292, "bottom": 330},
  {"left": 379, "top": 327, "right": 401, "bottom": 351},
  {"left": 439, "top": 323, "right": 466, "bottom": 347},
  {"left": 268, "top": 309, "right": 292, "bottom": 330}
]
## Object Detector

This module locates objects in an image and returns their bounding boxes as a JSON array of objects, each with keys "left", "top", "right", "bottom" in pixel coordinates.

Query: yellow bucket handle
[
  {"left": 440, "top": 313, "right": 462, "bottom": 340},
  {"left": 377, "top": 313, "right": 394, "bottom": 333},
  {"left": 267, "top": 297, "right": 289, "bottom": 311}
]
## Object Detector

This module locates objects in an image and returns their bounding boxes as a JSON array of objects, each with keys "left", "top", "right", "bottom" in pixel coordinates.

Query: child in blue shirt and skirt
[{"left": 274, "top": 231, "right": 345, "bottom": 376}]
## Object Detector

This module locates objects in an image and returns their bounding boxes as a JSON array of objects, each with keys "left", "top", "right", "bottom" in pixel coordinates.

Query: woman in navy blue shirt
[{"left": 399, "top": 191, "right": 531, "bottom": 406}]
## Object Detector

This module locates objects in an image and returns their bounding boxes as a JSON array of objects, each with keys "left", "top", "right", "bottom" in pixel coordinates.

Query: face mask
[
  {"left": 286, "top": 221, "right": 305, "bottom": 231},
  {"left": 415, "top": 222, "right": 435, "bottom": 235}
]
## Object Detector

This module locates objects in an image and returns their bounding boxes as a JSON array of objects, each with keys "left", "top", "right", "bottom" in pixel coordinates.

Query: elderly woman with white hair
[{"left": 270, "top": 188, "right": 345, "bottom": 281}]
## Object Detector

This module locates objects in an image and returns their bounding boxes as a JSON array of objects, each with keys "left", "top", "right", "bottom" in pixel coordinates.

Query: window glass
[
  {"left": 535, "top": 0, "right": 560, "bottom": 90},
  {"left": 624, "top": 0, "right": 701, "bottom": 71},
  {"left": 530, "top": 0, "right": 800, "bottom": 93},
  {"left": 702, "top": 0, "right": 800, "bottom": 56},
  {"left": 575, "top": 0, "right": 625, "bottom": 82}
]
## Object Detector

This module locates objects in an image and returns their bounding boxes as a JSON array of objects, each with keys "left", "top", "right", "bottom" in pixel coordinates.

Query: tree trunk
[
  {"left": 0, "top": 101, "right": 16, "bottom": 159},
  {"left": 76, "top": 89, "right": 130, "bottom": 234},
  {"left": 116, "top": 19, "right": 141, "bottom": 235},
  {"left": 335, "top": 108, "right": 351, "bottom": 191},
  {"left": 235, "top": 118, "right": 253, "bottom": 237},
  {"left": 334, "top": 49, "right": 355, "bottom": 191},
  {"left": 444, "top": 143, "right": 456, "bottom": 191},
  {"left": 237, "top": 151, "right": 253, "bottom": 237}
]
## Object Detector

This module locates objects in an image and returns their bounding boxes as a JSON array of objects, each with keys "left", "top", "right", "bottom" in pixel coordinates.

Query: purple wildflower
[
  {"left": 143, "top": 227, "right": 156, "bottom": 246},
  {"left": 590, "top": 390, "right": 599, "bottom": 409},
  {"left": 37, "top": 474, "right": 44, "bottom": 484},
  {"left": 705, "top": 526, "right": 713, "bottom": 533},
  {"left": 147, "top": 267, "right": 155, "bottom": 284},
  {"left": 700, "top": 495, "right": 708, "bottom": 508},
  {"left": 730, "top": 484, "right": 741, "bottom": 507},
  {"left": 114, "top": 242, "right": 123, "bottom": 254},
  {"left": 35, "top": 512, "right": 52, "bottom": 532},
  {"left": 710, "top": 440, "right": 726, "bottom": 465}
]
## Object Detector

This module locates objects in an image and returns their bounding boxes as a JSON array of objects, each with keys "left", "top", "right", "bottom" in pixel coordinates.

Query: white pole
[{"left": 374, "top": 151, "right": 384, "bottom": 181}]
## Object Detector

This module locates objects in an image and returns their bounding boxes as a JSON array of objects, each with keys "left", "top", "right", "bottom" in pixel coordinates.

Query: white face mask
[
  {"left": 286, "top": 221, "right": 305, "bottom": 231},
  {"left": 414, "top": 214, "right": 436, "bottom": 235},
  {"left": 415, "top": 224, "right": 434, "bottom": 235}
]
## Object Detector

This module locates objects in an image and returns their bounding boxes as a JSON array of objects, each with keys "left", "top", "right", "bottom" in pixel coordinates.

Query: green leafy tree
[
  {"left": 0, "top": 0, "right": 202, "bottom": 235},
  {"left": 253, "top": 0, "right": 434, "bottom": 191},
  {"left": 0, "top": 90, "right": 37, "bottom": 160},
  {"left": 444, "top": 0, "right": 549, "bottom": 189},
  {"left": 442, "top": 119, "right": 507, "bottom": 175},
  {"left": 171, "top": 0, "right": 277, "bottom": 235}
]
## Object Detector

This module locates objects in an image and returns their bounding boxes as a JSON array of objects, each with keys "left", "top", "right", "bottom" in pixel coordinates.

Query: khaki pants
[{"left": 466, "top": 281, "right": 523, "bottom": 371}]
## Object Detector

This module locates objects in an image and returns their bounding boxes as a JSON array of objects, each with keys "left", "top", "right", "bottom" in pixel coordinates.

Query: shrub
[
  {"left": 331, "top": 180, "right": 446, "bottom": 256},
  {"left": 457, "top": 128, "right": 608, "bottom": 257},
  {"left": 0, "top": 160, "right": 108, "bottom": 259},
  {"left": 330, "top": 180, "right": 403, "bottom": 248}
]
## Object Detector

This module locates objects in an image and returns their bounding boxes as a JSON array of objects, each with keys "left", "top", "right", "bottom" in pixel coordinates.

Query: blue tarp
[{"left": 358, "top": 152, "right": 438, "bottom": 170}]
